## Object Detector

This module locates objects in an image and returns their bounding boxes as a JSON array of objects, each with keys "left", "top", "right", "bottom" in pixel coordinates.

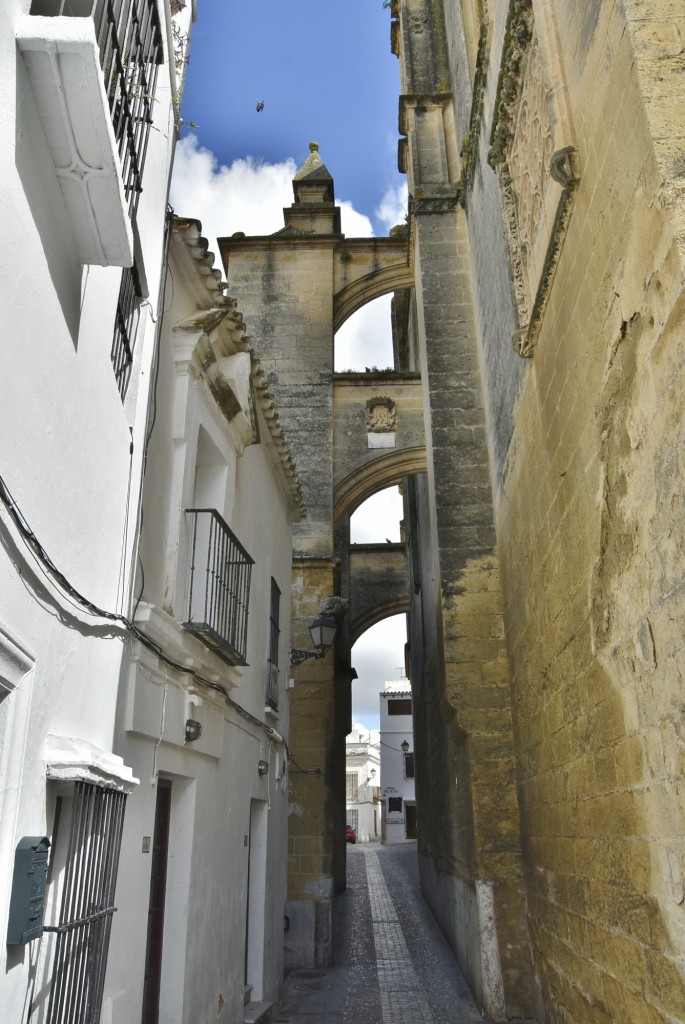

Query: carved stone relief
[
  {"left": 366, "top": 397, "right": 397, "bottom": 449},
  {"left": 489, "top": 0, "right": 579, "bottom": 357},
  {"left": 408, "top": 12, "right": 428, "bottom": 33},
  {"left": 366, "top": 397, "right": 397, "bottom": 433}
]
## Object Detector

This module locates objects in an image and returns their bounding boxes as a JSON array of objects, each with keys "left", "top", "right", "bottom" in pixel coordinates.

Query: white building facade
[
  {"left": 106, "top": 217, "right": 302, "bottom": 1024},
  {"left": 1, "top": 0, "right": 193, "bottom": 1020},
  {"left": 345, "top": 726, "right": 381, "bottom": 843},
  {"left": 0, "top": 4, "right": 299, "bottom": 1023},
  {"left": 379, "top": 682, "right": 416, "bottom": 844}
]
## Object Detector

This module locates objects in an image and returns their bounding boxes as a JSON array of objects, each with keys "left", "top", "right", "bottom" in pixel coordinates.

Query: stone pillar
[
  {"left": 286, "top": 558, "right": 338, "bottom": 969},
  {"left": 396, "top": 0, "right": 534, "bottom": 1014}
]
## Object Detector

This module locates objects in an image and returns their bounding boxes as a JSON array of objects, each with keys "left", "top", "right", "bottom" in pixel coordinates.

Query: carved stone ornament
[
  {"left": 366, "top": 397, "right": 397, "bottom": 433},
  {"left": 408, "top": 12, "right": 428, "bottom": 33},
  {"left": 489, "top": 0, "right": 580, "bottom": 357}
]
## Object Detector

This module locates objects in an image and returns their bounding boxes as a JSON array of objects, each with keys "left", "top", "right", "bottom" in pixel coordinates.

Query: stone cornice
[
  {"left": 172, "top": 219, "right": 305, "bottom": 517},
  {"left": 398, "top": 92, "right": 452, "bottom": 137},
  {"left": 409, "top": 188, "right": 462, "bottom": 215}
]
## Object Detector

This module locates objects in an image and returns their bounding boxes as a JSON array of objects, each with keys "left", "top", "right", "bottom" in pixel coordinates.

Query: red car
[{"left": 345, "top": 825, "right": 357, "bottom": 844}]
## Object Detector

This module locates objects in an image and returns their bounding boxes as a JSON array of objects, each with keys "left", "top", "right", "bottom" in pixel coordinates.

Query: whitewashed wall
[
  {"left": 0, "top": 2, "right": 192, "bottom": 1020},
  {"left": 379, "top": 682, "right": 415, "bottom": 844},
  {"left": 105, "top": 225, "right": 296, "bottom": 1024}
]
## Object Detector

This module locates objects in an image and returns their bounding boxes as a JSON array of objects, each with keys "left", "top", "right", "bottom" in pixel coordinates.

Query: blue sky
[
  {"left": 172, "top": 1, "right": 409, "bottom": 728},
  {"left": 179, "top": 0, "right": 405, "bottom": 235}
]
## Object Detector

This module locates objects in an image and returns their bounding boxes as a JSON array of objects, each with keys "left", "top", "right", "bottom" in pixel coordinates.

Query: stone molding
[
  {"left": 0, "top": 626, "right": 34, "bottom": 700},
  {"left": 460, "top": 1, "right": 490, "bottom": 202},
  {"left": 173, "top": 220, "right": 304, "bottom": 515},
  {"left": 488, "top": 0, "right": 580, "bottom": 357},
  {"left": 409, "top": 191, "right": 462, "bottom": 215}
]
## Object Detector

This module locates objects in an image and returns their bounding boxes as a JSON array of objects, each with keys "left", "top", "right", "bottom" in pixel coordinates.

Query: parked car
[{"left": 345, "top": 824, "right": 357, "bottom": 844}]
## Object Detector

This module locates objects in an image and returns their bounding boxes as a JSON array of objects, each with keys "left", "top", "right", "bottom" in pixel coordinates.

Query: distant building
[
  {"left": 379, "top": 682, "right": 415, "bottom": 843},
  {"left": 345, "top": 725, "right": 381, "bottom": 843}
]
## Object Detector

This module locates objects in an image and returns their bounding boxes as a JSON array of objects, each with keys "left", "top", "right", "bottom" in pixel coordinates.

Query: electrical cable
[{"left": 0, "top": 470, "right": 281, "bottom": 745}]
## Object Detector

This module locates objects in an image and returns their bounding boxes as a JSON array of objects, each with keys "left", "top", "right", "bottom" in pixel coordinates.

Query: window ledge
[
  {"left": 16, "top": 16, "right": 133, "bottom": 266},
  {"left": 45, "top": 735, "right": 138, "bottom": 793}
]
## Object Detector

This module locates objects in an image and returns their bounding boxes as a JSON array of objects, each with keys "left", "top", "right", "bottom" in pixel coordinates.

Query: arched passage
[
  {"left": 332, "top": 236, "right": 414, "bottom": 333},
  {"left": 334, "top": 446, "right": 427, "bottom": 523}
]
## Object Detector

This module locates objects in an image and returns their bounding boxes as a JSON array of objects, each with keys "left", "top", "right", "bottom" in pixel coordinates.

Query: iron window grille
[
  {"left": 266, "top": 578, "right": 280, "bottom": 710},
  {"left": 184, "top": 509, "right": 254, "bottom": 666},
  {"left": 44, "top": 781, "right": 127, "bottom": 1024},
  {"left": 111, "top": 261, "right": 142, "bottom": 399},
  {"left": 31, "top": 0, "right": 164, "bottom": 217},
  {"left": 345, "top": 772, "right": 358, "bottom": 803}
]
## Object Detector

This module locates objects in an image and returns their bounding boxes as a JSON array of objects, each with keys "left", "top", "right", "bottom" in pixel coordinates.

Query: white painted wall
[
  {"left": 106, "top": 225, "right": 296, "bottom": 1024},
  {"left": 345, "top": 727, "right": 381, "bottom": 843},
  {"left": 0, "top": 2, "right": 193, "bottom": 1020},
  {"left": 379, "top": 681, "right": 416, "bottom": 844}
]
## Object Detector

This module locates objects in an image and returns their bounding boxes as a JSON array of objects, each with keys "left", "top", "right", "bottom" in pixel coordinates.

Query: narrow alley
[{"left": 274, "top": 844, "right": 487, "bottom": 1024}]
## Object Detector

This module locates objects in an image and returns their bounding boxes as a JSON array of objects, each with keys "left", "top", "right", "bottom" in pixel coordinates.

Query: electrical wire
[{"left": 0, "top": 470, "right": 281, "bottom": 746}]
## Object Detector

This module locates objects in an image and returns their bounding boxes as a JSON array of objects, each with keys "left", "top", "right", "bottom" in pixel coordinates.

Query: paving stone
[{"left": 274, "top": 843, "right": 490, "bottom": 1024}]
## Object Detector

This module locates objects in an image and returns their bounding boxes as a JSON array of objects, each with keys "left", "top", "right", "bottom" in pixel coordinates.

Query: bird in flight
[{"left": 256, "top": 100, "right": 265, "bottom": 112}]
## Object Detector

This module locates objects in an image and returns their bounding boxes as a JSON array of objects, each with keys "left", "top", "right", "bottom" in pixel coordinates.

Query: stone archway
[{"left": 219, "top": 136, "right": 528, "bottom": 1017}]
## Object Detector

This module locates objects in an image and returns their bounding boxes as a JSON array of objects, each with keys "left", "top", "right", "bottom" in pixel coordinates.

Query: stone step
[{"left": 244, "top": 1000, "right": 273, "bottom": 1024}]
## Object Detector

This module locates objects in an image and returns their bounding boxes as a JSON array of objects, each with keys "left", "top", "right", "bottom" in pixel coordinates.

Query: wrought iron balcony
[
  {"left": 18, "top": 0, "right": 163, "bottom": 265},
  {"left": 184, "top": 510, "right": 254, "bottom": 666}
]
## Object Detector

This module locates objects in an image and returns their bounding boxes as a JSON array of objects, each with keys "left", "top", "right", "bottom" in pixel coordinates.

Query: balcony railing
[
  {"left": 30, "top": 0, "right": 163, "bottom": 219},
  {"left": 184, "top": 509, "right": 254, "bottom": 666}
]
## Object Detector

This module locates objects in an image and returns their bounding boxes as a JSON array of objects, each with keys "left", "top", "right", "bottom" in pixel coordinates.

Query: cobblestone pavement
[{"left": 274, "top": 842, "right": 488, "bottom": 1024}]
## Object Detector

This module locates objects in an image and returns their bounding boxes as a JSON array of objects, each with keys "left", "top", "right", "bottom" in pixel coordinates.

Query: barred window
[
  {"left": 346, "top": 809, "right": 358, "bottom": 832},
  {"left": 266, "top": 578, "right": 280, "bottom": 710},
  {"left": 111, "top": 262, "right": 142, "bottom": 400},
  {"left": 388, "top": 797, "right": 403, "bottom": 814},
  {"left": 44, "top": 782, "right": 127, "bottom": 1024},
  {"left": 346, "top": 772, "right": 358, "bottom": 804}
]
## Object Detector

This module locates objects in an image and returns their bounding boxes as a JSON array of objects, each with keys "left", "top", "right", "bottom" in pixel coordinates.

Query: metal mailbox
[{"left": 7, "top": 836, "right": 50, "bottom": 945}]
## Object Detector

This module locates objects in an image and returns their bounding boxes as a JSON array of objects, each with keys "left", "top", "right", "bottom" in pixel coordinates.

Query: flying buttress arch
[{"left": 334, "top": 446, "right": 428, "bottom": 524}]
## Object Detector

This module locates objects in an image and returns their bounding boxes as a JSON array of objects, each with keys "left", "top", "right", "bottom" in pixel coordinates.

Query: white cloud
[
  {"left": 170, "top": 135, "right": 297, "bottom": 246},
  {"left": 339, "top": 201, "right": 374, "bottom": 238},
  {"left": 170, "top": 136, "right": 375, "bottom": 252},
  {"left": 375, "top": 182, "right": 409, "bottom": 234},
  {"left": 334, "top": 294, "right": 394, "bottom": 371},
  {"left": 351, "top": 615, "right": 408, "bottom": 730},
  {"left": 350, "top": 486, "right": 403, "bottom": 544}
]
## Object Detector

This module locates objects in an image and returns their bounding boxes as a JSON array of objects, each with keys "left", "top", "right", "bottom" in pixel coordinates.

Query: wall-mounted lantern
[
  {"left": 185, "top": 719, "right": 202, "bottom": 743},
  {"left": 258, "top": 760, "right": 269, "bottom": 776},
  {"left": 400, "top": 739, "right": 409, "bottom": 754},
  {"left": 290, "top": 612, "right": 338, "bottom": 666}
]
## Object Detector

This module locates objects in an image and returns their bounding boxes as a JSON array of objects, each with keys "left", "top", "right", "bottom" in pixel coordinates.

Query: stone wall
[{"left": 432, "top": 0, "right": 685, "bottom": 1020}]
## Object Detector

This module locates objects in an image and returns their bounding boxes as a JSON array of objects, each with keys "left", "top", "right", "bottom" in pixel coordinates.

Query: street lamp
[
  {"left": 290, "top": 613, "right": 338, "bottom": 666},
  {"left": 400, "top": 739, "right": 409, "bottom": 754}
]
